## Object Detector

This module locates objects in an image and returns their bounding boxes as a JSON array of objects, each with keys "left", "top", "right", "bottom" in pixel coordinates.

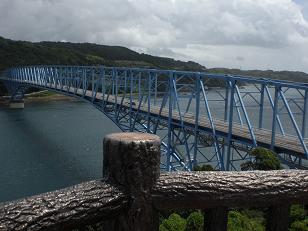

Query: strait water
[
  {"left": 0, "top": 100, "right": 120, "bottom": 202},
  {"left": 0, "top": 87, "right": 307, "bottom": 202}
]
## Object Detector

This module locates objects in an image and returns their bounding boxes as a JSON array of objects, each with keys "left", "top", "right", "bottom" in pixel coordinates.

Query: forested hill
[
  {"left": 1, "top": 36, "right": 308, "bottom": 95},
  {"left": 208, "top": 68, "right": 308, "bottom": 84},
  {"left": 0, "top": 36, "right": 205, "bottom": 71}
]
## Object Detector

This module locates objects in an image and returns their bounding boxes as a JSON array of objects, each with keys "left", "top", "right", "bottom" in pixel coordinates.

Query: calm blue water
[
  {"left": 0, "top": 100, "right": 120, "bottom": 202},
  {"left": 0, "top": 87, "right": 307, "bottom": 202}
]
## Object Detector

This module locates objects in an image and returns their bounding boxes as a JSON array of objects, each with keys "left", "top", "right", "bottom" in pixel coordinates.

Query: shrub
[
  {"left": 193, "top": 164, "right": 214, "bottom": 171},
  {"left": 159, "top": 213, "right": 186, "bottom": 231},
  {"left": 185, "top": 211, "right": 203, "bottom": 231},
  {"left": 289, "top": 219, "right": 308, "bottom": 231},
  {"left": 241, "top": 147, "right": 281, "bottom": 171},
  {"left": 228, "top": 210, "right": 264, "bottom": 231},
  {"left": 290, "top": 205, "right": 307, "bottom": 224}
]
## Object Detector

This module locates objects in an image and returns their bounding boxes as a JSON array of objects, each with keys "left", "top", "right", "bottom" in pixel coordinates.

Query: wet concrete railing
[{"left": 0, "top": 132, "right": 308, "bottom": 231}]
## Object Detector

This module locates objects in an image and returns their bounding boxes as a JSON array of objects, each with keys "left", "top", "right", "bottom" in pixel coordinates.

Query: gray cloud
[
  {"left": 1, "top": 0, "right": 308, "bottom": 72},
  {"left": 236, "top": 56, "right": 245, "bottom": 62}
]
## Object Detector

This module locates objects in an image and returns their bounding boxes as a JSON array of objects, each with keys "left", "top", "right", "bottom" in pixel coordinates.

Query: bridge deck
[
  {"left": 6, "top": 79, "right": 308, "bottom": 158},
  {"left": 78, "top": 87, "right": 307, "bottom": 157},
  {"left": 128, "top": 102, "right": 307, "bottom": 157}
]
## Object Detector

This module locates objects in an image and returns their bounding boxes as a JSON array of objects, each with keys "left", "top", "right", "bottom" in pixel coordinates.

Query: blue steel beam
[
  {"left": 258, "top": 84, "right": 265, "bottom": 129},
  {"left": 279, "top": 89, "right": 308, "bottom": 157},
  {"left": 303, "top": 90, "right": 308, "bottom": 138},
  {"left": 226, "top": 80, "right": 235, "bottom": 171},
  {"left": 2, "top": 65, "right": 308, "bottom": 171},
  {"left": 265, "top": 86, "right": 285, "bottom": 135},
  {"left": 234, "top": 85, "right": 257, "bottom": 146},
  {"left": 200, "top": 79, "right": 225, "bottom": 170},
  {"left": 167, "top": 72, "right": 173, "bottom": 171},
  {"left": 193, "top": 75, "right": 201, "bottom": 168},
  {"left": 271, "top": 87, "right": 280, "bottom": 150}
]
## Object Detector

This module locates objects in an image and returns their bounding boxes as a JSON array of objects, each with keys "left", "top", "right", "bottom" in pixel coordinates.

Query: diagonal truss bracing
[{"left": 1, "top": 66, "right": 308, "bottom": 171}]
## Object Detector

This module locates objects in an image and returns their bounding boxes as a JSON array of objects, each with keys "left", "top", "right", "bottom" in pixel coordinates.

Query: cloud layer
[{"left": 1, "top": 0, "right": 308, "bottom": 72}]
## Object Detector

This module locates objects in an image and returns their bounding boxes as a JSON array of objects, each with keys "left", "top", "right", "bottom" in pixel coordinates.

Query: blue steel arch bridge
[{"left": 0, "top": 66, "right": 308, "bottom": 171}]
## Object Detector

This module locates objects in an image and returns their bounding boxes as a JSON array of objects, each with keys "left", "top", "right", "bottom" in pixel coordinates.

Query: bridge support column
[
  {"left": 9, "top": 99, "right": 24, "bottom": 109},
  {"left": 103, "top": 132, "right": 161, "bottom": 231}
]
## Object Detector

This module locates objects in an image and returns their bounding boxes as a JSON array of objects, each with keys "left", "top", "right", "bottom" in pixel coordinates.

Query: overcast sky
[{"left": 1, "top": 0, "right": 308, "bottom": 72}]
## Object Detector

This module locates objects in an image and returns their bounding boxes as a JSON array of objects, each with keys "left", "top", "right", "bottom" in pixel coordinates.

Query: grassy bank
[
  {"left": 0, "top": 91, "right": 77, "bottom": 106},
  {"left": 25, "top": 90, "right": 76, "bottom": 102}
]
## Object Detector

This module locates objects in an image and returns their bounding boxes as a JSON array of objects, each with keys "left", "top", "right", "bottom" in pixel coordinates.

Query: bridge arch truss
[{"left": 1, "top": 66, "right": 308, "bottom": 171}]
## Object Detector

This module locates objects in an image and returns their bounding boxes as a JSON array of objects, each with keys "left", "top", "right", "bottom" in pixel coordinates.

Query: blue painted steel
[
  {"left": 193, "top": 74, "right": 201, "bottom": 168},
  {"left": 258, "top": 84, "right": 265, "bottom": 129},
  {"left": 279, "top": 89, "right": 308, "bottom": 156},
  {"left": 167, "top": 72, "right": 173, "bottom": 171},
  {"left": 265, "top": 86, "right": 285, "bottom": 135},
  {"left": 2, "top": 65, "right": 308, "bottom": 170},
  {"left": 303, "top": 90, "right": 308, "bottom": 138},
  {"left": 271, "top": 87, "right": 280, "bottom": 150},
  {"left": 172, "top": 76, "right": 192, "bottom": 170},
  {"left": 200, "top": 79, "right": 225, "bottom": 170},
  {"left": 234, "top": 85, "right": 257, "bottom": 146},
  {"left": 226, "top": 80, "right": 235, "bottom": 171},
  {"left": 224, "top": 83, "right": 229, "bottom": 121}
]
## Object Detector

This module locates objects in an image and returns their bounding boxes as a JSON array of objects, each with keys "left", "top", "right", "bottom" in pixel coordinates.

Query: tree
[
  {"left": 185, "top": 211, "right": 203, "bottom": 231},
  {"left": 159, "top": 213, "right": 186, "bottom": 231},
  {"left": 289, "top": 204, "right": 308, "bottom": 231},
  {"left": 289, "top": 220, "right": 308, "bottom": 231},
  {"left": 241, "top": 147, "right": 281, "bottom": 171},
  {"left": 290, "top": 205, "right": 306, "bottom": 223},
  {"left": 228, "top": 210, "right": 264, "bottom": 231},
  {"left": 193, "top": 164, "right": 214, "bottom": 171}
]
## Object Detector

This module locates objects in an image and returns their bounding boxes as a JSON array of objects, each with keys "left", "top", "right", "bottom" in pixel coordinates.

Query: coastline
[
  {"left": 25, "top": 94, "right": 77, "bottom": 102},
  {"left": 0, "top": 92, "right": 78, "bottom": 107}
]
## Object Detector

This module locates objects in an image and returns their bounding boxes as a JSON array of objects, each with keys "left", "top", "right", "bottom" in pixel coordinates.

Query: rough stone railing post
[{"left": 103, "top": 132, "right": 161, "bottom": 231}]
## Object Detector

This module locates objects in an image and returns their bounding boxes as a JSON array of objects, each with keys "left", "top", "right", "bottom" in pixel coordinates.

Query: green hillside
[
  {"left": 1, "top": 36, "right": 308, "bottom": 95},
  {"left": 0, "top": 36, "right": 205, "bottom": 71},
  {"left": 208, "top": 68, "right": 308, "bottom": 84}
]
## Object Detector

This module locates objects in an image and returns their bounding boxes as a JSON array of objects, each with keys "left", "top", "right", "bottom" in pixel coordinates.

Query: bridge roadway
[{"left": 16, "top": 79, "right": 308, "bottom": 159}]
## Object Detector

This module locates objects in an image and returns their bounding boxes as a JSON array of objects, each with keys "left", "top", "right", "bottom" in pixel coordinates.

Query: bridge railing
[
  {"left": 0, "top": 133, "right": 307, "bottom": 231},
  {"left": 2, "top": 66, "right": 308, "bottom": 170}
]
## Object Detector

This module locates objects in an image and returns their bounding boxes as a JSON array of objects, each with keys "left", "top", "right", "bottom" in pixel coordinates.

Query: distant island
[{"left": 1, "top": 36, "right": 308, "bottom": 95}]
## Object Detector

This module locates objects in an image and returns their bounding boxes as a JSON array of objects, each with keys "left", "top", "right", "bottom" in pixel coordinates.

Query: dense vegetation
[
  {"left": 240, "top": 147, "right": 281, "bottom": 171},
  {"left": 1, "top": 36, "right": 308, "bottom": 95},
  {"left": 0, "top": 36, "right": 205, "bottom": 95},
  {"left": 160, "top": 148, "right": 308, "bottom": 231},
  {"left": 209, "top": 68, "right": 308, "bottom": 84},
  {"left": 0, "top": 36, "right": 205, "bottom": 71}
]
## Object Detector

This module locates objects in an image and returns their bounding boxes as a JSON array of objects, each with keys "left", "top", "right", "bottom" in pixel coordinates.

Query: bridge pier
[{"left": 9, "top": 99, "right": 24, "bottom": 109}]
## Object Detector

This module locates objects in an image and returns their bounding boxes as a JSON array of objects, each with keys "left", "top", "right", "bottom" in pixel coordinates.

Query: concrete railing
[{"left": 0, "top": 132, "right": 308, "bottom": 231}]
